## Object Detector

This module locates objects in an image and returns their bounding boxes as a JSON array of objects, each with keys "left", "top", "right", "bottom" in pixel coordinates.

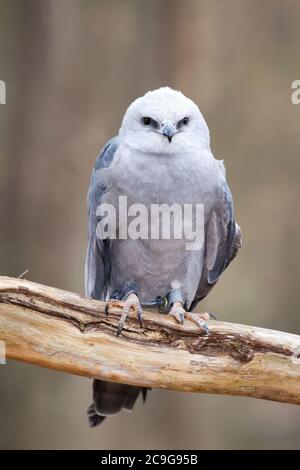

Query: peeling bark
[{"left": 0, "top": 276, "right": 300, "bottom": 405}]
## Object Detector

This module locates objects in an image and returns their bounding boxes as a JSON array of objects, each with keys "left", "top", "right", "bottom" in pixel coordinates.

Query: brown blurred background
[{"left": 0, "top": 0, "right": 300, "bottom": 450}]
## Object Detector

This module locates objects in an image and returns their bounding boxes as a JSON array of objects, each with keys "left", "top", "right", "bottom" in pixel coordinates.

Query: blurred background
[{"left": 0, "top": 0, "right": 300, "bottom": 450}]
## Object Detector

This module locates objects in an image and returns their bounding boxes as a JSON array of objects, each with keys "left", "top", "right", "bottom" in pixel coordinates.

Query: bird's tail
[
  {"left": 87, "top": 379, "right": 149, "bottom": 427},
  {"left": 87, "top": 402, "right": 106, "bottom": 427}
]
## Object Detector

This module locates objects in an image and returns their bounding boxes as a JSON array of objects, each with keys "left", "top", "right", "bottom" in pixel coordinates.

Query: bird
[{"left": 85, "top": 87, "right": 242, "bottom": 426}]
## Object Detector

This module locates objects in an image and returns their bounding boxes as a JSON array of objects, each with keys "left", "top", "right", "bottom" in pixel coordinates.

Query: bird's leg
[
  {"left": 116, "top": 293, "right": 143, "bottom": 336},
  {"left": 105, "top": 282, "right": 143, "bottom": 336},
  {"left": 169, "top": 301, "right": 211, "bottom": 335}
]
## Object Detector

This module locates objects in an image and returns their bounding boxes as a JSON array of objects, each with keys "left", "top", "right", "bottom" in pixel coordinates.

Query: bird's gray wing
[
  {"left": 189, "top": 183, "right": 242, "bottom": 310},
  {"left": 85, "top": 136, "right": 119, "bottom": 299},
  {"left": 85, "top": 136, "right": 148, "bottom": 427}
]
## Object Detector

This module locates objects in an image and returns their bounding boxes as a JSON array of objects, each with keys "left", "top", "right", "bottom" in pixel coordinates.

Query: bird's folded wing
[
  {"left": 190, "top": 183, "right": 242, "bottom": 309},
  {"left": 85, "top": 136, "right": 119, "bottom": 299}
]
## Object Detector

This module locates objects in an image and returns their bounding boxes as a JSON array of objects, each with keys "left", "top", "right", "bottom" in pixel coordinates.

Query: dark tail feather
[
  {"left": 87, "top": 403, "right": 106, "bottom": 428},
  {"left": 87, "top": 379, "right": 150, "bottom": 427},
  {"left": 142, "top": 388, "right": 148, "bottom": 403},
  {"left": 93, "top": 379, "right": 141, "bottom": 415}
]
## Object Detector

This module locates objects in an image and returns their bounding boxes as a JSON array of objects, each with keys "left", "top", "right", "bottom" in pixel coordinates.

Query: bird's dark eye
[
  {"left": 142, "top": 117, "right": 152, "bottom": 126},
  {"left": 141, "top": 117, "right": 159, "bottom": 129},
  {"left": 177, "top": 117, "right": 190, "bottom": 129}
]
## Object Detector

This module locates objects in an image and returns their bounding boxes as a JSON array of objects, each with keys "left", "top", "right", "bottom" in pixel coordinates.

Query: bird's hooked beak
[{"left": 161, "top": 121, "right": 176, "bottom": 143}]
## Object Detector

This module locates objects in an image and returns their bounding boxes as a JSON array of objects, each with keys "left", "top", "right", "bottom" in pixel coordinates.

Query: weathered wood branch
[{"left": 0, "top": 276, "right": 300, "bottom": 405}]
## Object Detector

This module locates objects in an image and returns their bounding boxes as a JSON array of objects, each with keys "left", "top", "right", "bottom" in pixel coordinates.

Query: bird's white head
[{"left": 119, "top": 87, "right": 210, "bottom": 155}]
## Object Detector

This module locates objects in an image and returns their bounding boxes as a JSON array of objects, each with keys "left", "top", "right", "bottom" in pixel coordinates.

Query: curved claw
[
  {"left": 196, "top": 318, "right": 210, "bottom": 336},
  {"left": 187, "top": 313, "right": 210, "bottom": 336},
  {"left": 106, "top": 294, "right": 143, "bottom": 336},
  {"left": 208, "top": 311, "right": 218, "bottom": 320},
  {"left": 117, "top": 322, "right": 124, "bottom": 337},
  {"left": 169, "top": 304, "right": 211, "bottom": 336},
  {"left": 137, "top": 303, "right": 143, "bottom": 328}
]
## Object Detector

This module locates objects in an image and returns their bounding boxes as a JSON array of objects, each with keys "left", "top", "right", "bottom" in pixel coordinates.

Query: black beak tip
[{"left": 167, "top": 136, "right": 172, "bottom": 143}]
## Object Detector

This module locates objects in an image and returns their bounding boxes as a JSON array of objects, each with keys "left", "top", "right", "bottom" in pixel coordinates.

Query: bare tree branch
[{"left": 0, "top": 276, "right": 300, "bottom": 405}]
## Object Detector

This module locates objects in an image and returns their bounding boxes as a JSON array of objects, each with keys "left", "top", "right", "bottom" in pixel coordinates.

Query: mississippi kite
[{"left": 85, "top": 87, "right": 242, "bottom": 426}]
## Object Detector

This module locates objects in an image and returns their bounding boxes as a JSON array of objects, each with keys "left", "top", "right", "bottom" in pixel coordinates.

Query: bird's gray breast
[
  {"left": 98, "top": 145, "right": 218, "bottom": 306},
  {"left": 110, "top": 144, "right": 217, "bottom": 206}
]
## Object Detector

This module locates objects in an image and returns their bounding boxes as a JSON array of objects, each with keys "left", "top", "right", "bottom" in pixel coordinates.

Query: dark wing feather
[
  {"left": 190, "top": 183, "right": 242, "bottom": 311},
  {"left": 85, "top": 136, "right": 119, "bottom": 299}
]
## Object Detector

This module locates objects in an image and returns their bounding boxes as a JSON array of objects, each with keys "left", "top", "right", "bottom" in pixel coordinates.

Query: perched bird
[{"left": 85, "top": 87, "right": 241, "bottom": 426}]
